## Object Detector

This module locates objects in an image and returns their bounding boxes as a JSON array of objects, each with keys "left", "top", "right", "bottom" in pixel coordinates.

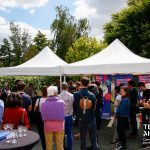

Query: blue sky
[
  {"left": 0, "top": 0, "right": 127, "bottom": 43},
  {"left": 0, "top": 0, "right": 74, "bottom": 29}
]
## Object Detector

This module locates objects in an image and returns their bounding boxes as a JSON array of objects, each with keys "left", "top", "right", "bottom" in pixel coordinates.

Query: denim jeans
[
  {"left": 65, "top": 115, "right": 73, "bottom": 150},
  {"left": 79, "top": 119, "right": 98, "bottom": 150}
]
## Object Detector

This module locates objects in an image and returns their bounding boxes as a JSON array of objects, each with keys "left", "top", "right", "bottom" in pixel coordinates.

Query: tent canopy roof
[
  {"left": 64, "top": 39, "right": 150, "bottom": 75},
  {"left": 70, "top": 39, "right": 150, "bottom": 66},
  {"left": 0, "top": 46, "right": 67, "bottom": 76},
  {"left": 16, "top": 46, "right": 67, "bottom": 68}
]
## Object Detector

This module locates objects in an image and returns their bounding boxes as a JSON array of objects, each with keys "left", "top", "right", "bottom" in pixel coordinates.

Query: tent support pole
[
  {"left": 63, "top": 75, "right": 66, "bottom": 82},
  {"left": 60, "top": 75, "right": 62, "bottom": 92}
]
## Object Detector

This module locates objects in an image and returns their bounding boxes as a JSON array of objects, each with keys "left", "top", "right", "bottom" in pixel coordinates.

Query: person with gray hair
[
  {"left": 41, "top": 86, "right": 65, "bottom": 150},
  {"left": 58, "top": 82, "right": 74, "bottom": 150}
]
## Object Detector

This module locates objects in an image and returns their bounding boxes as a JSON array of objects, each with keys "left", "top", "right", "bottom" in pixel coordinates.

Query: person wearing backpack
[{"left": 73, "top": 77, "right": 98, "bottom": 150}]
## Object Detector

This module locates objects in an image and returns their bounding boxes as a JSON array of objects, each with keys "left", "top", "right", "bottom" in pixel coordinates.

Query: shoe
[
  {"left": 110, "top": 139, "right": 118, "bottom": 144},
  {"left": 115, "top": 145, "right": 126, "bottom": 150},
  {"left": 141, "top": 144, "right": 150, "bottom": 149},
  {"left": 116, "top": 142, "right": 121, "bottom": 147}
]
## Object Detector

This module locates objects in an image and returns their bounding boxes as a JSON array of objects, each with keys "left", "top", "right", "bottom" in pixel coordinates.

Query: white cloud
[
  {"left": 73, "top": 0, "right": 127, "bottom": 39},
  {"left": 29, "top": 9, "right": 35, "bottom": 15},
  {"left": 0, "top": 16, "right": 53, "bottom": 44},
  {"left": 73, "top": 0, "right": 98, "bottom": 19},
  {"left": 0, "top": 7, "right": 11, "bottom": 13},
  {"left": 0, "top": 0, "right": 48, "bottom": 10},
  {"left": 0, "top": 17, "right": 10, "bottom": 43}
]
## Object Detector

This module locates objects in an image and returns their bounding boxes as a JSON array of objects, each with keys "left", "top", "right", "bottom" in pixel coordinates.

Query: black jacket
[{"left": 129, "top": 87, "right": 138, "bottom": 110}]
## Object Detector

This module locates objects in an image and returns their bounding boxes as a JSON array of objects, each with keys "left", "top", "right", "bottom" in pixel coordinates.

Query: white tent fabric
[
  {"left": 64, "top": 39, "right": 150, "bottom": 75},
  {"left": 0, "top": 46, "right": 67, "bottom": 76}
]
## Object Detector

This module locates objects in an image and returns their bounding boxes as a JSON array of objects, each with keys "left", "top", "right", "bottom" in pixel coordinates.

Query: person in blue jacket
[{"left": 116, "top": 86, "right": 130, "bottom": 150}]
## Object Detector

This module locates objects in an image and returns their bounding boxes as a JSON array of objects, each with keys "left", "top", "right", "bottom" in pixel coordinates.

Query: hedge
[{"left": 0, "top": 76, "right": 58, "bottom": 91}]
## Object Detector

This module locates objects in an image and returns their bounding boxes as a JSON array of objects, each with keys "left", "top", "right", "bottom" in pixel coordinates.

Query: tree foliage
[
  {"left": 51, "top": 5, "right": 90, "bottom": 60},
  {"left": 33, "top": 31, "right": 52, "bottom": 52},
  {"left": 23, "top": 45, "right": 39, "bottom": 62},
  {"left": 22, "top": 31, "right": 52, "bottom": 62},
  {"left": 9, "top": 21, "right": 31, "bottom": 65},
  {"left": 0, "top": 39, "right": 13, "bottom": 67},
  {"left": 103, "top": 0, "right": 150, "bottom": 57},
  {"left": 65, "top": 37, "right": 107, "bottom": 63}
]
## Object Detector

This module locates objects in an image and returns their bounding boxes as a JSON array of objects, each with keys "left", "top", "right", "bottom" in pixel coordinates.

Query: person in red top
[{"left": 2, "top": 93, "right": 30, "bottom": 129}]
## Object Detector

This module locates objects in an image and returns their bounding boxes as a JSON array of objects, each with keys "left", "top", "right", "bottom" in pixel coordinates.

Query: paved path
[{"left": 32, "top": 120, "right": 144, "bottom": 150}]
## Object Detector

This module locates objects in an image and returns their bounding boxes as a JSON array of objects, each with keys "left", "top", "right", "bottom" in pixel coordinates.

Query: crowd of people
[{"left": 0, "top": 77, "right": 150, "bottom": 150}]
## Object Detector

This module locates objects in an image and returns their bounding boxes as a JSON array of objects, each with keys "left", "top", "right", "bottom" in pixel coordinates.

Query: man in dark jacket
[
  {"left": 128, "top": 80, "right": 138, "bottom": 136},
  {"left": 88, "top": 84, "right": 103, "bottom": 130},
  {"left": 73, "top": 77, "right": 98, "bottom": 150}
]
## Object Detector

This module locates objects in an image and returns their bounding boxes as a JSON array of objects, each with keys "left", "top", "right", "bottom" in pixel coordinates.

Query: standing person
[
  {"left": 128, "top": 80, "right": 138, "bottom": 137},
  {"left": 76, "top": 82, "right": 82, "bottom": 91},
  {"left": 26, "top": 83, "right": 37, "bottom": 98},
  {"left": 95, "top": 81, "right": 103, "bottom": 96},
  {"left": 137, "top": 82, "right": 150, "bottom": 149},
  {"left": 0, "top": 87, "right": 7, "bottom": 105},
  {"left": 34, "top": 86, "right": 47, "bottom": 150},
  {"left": 116, "top": 86, "right": 130, "bottom": 150},
  {"left": 58, "top": 82, "right": 74, "bottom": 150},
  {"left": 3, "top": 83, "right": 11, "bottom": 96},
  {"left": 12, "top": 80, "right": 21, "bottom": 92},
  {"left": 73, "top": 82, "right": 82, "bottom": 139},
  {"left": 0, "top": 89, "right": 4, "bottom": 125},
  {"left": 41, "top": 86, "right": 65, "bottom": 150},
  {"left": 111, "top": 86, "right": 122, "bottom": 144},
  {"left": 68, "top": 81, "right": 76, "bottom": 94},
  {"left": 2, "top": 93, "right": 30, "bottom": 129},
  {"left": 88, "top": 84, "right": 103, "bottom": 149},
  {"left": 55, "top": 79, "right": 61, "bottom": 94},
  {"left": 17, "top": 81, "right": 32, "bottom": 117},
  {"left": 26, "top": 83, "right": 37, "bottom": 123},
  {"left": 88, "top": 84, "right": 103, "bottom": 131},
  {"left": 74, "top": 77, "right": 98, "bottom": 150}
]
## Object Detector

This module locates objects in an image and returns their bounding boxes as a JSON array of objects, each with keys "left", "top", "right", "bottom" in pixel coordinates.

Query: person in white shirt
[
  {"left": 58, "top": 82, "right": 74, "bottom": 150},
  {"left": 111, "top": 86, "right": 122, "bottom": 144},
  {"left": 34, "top": 86, "right": 47, "bottom": 150},
  {"left": 0, "top": 89, "right": 4, "bottom": 124}
]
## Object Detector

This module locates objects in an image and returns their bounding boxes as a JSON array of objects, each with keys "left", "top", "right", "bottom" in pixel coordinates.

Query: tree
[
  {"left": 65, "top": 37, "right": 107, "bottom": 63},
  {"left": 33, "top": 31, "right": 52, "bottom": 52},
  {"left": 51, "top": 5, "right": 90, "bottom": 60},
  {"left": 23, "top": 45, "right": 39, "bottom": 62},
  {"left": 9, "top": 21, "right": 31, "bottom": 65},
  {"left": 23, "top": 31, "right": 52, "bottom": 62},
  {"left": 0, "top": 39, "right": 13, "bottom": 66},
  {"left": 103, "top": 0, "right": 150, "bottom": 58}
]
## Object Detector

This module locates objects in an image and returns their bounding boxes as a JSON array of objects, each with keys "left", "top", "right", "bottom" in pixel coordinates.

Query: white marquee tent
[
  {"left": 0, "top": 46, "right": 67, "bottom": 76},
  {"left": 64, "top": 39, "right": 150, "bottom": 75}
]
